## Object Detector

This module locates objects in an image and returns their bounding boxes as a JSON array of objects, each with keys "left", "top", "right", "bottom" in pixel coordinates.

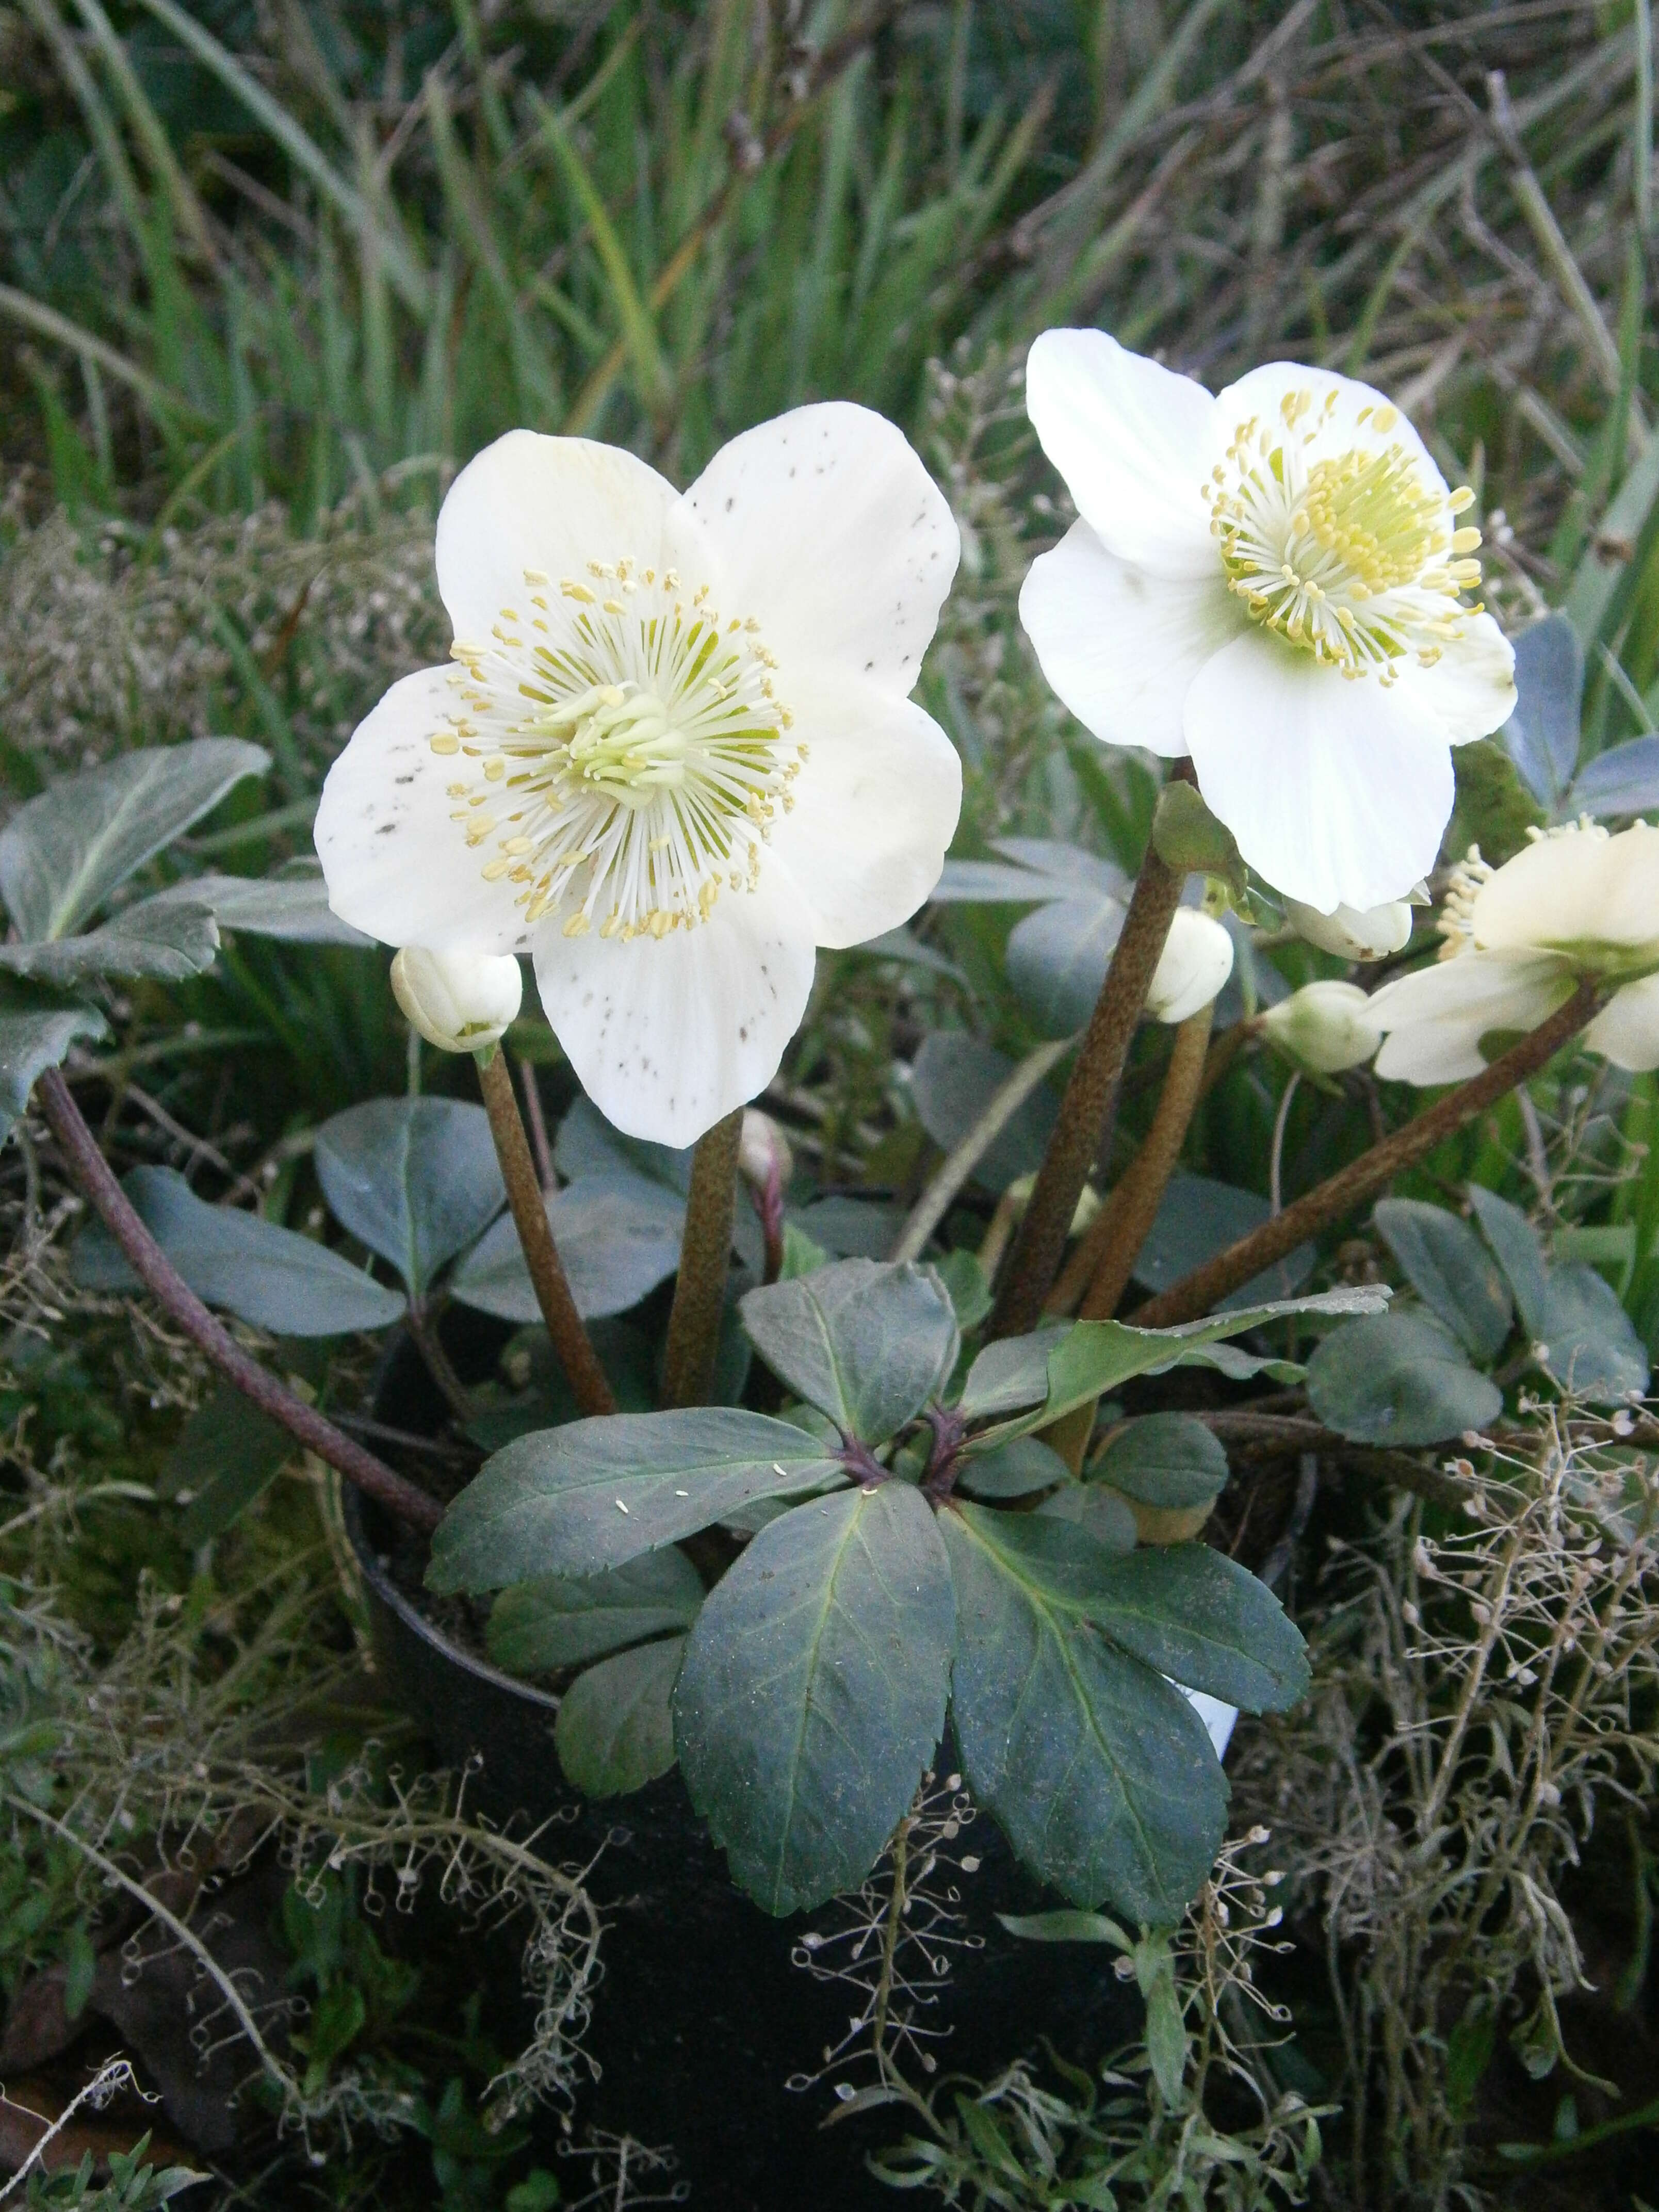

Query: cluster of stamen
[
  {"left": 1437, "top": 844, "right": 1495, "bottom": 958},
  {"left": 1202, "top": 387, "right": 1485, "bottom": 682},
  {"left": 427, "top": 560, "right": 804, "bottom": 941}
]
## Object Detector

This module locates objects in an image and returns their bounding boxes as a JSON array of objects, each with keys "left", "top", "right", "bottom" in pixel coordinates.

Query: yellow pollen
[{"left": 429, "top": 731, "right": 460, "bottom": 755}]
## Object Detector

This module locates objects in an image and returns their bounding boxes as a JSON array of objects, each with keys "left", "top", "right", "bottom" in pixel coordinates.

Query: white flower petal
[
  {"left": 682, "top": 403, "right": 958, "bottom": 693},
  {"left": 1147, "top": 906, "right": 1234, "bottom": 1022},
  {"left": 532, "top": 858, "right": 817, "bottom": 1147},
  {"left": 1585, "top": 974, "right": 1659, "bottom": 1070},
  {"left": 1018, "top": 522, "right": 1239, "bottom": 758},
  {"left": 1183, "top": 630, "right": 1454, "bottom": 911},
  {"left": 1283, "top": 897, "right": 1414, "bottom": 962},
  {"left": 1025, "top": 330, "right": 1216, "bottom": 578},
  {"left": 434, "top": 430, "right": 678, "bottom": 642},
  {"left": 1368, "top": 948, "right": 1573, "bottom": 1084},
  {"left": 766, "top": 671, "right": 961, "bottom": 947},
  {"left": 1215, "top": 362, "right": 1447, "bottom": 493},
  {"left": 1387, "top": 609, "right": 1518, "bottom": 745},
  {"left": 315, "top": 668, "right": 533, "bottom": 955},
  {"left": 1474, "top": 819, "right": 1659, "bottom": 961}
]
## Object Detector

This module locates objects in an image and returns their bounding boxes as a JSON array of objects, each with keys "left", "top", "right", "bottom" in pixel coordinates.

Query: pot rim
[{"left": 341, "top": 1478, "right": 563, "bottom": 1717}]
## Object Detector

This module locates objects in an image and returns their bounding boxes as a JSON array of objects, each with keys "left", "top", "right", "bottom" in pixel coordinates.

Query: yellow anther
[{"left": 430, "top": 731, "right": 460, "bottom": 755}]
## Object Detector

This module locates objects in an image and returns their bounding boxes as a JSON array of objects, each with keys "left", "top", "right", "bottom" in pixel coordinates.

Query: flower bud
[
  {"left": 391, "top": 947, "right": 522, "bottom": 1053},
  {"left": 738, "top": 1108, "right": 793, "bottom": 1197},
  {"left": 1259, "top": 981, "right": 1382, "bottom": 1074},
  {"left": 1284, "top": 896, "right": 1414, "bottom": 962},
  {"left": 1146, "top": 907, "right": 1234, "bottom": 1024}
]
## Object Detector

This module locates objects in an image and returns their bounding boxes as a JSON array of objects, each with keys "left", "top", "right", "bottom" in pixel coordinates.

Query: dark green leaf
[
  {"left": 0, "top": 897, "right": 220, "bottom": 983},
  {"left": 1571, "top": 735, "right": 1659, "bottom": 817},
  {"left": 1026, "top": 1288, "right": 1388, "bottom": 1437},
  {"left": 933, "top": 1248, "right": 992, "bottom": 1330},
  {"left": 997, "top": 1909, "right": 1132, "bottom": 1947},
  {"left": 675, "top": 1484, "right": 954, "bottom": 1914},
  {"left": 907, "top": 1033, "right": 1058, "bottom": 1192},
  {"left": 739, "top": 1259, "right": 959, "bottom": 1443},
  {"left": 165, "top": 1382, "right": 294, "bottom": 1540},
  {"left": 1093, "top": 1414, "right": 1228, "bottom": 1510},
  {"left": 944, "top": 1506, "right": 1226, "bottom": 1918},
  {"left": 427, "top": 1410, "right": 843, "bottom": 1586},
  {"left": 1501, "top": 615, "right": 1582, "bottom": 809},
  {"left": 791, "top": 1196, "right": 902, "bottom": 1258},
  {"left": 1532, "top": 1263, "right": 1650, "bottom": 1403},
  {"left": 315, "top": 1097, "right": 504, "bottom": 1300},
  {"left": 451, "top": 1171, "right": 684, "bottom": 1323},
  {"left": 1307, "top": 1309, "right": 1502, "bottom": 1446},
  {"left": 1073, "top": 1542, "right": 1309, "bottom": 1711},
  {"left": 72, "top": 1165, "right": 406, "bottom": 1336},
  {"left": 1006, "top": 896, "right": 1123, "bottom": 1038},
  {"left": 956, "top": 1327, "right": 1070, "bottom": 1420},
  {"left": 170, "top": 869, "right": 372, "bottom": 946},
  {"left": 1373, "top": 1198, "right": 1513, "bottom": 1361},
  {"left": 1467, "top": 1186, "right": 1551, "bottom": 1337},
  {"left": 1034, "top": 1483, "right": 1138, "bottom": 1552},
  {"left": 555, "top": 1093, "right": 691, "bottom": 1194},
  {"left": 487, "top": 1550, "right": 704, "bottom": 1673},
  {"left": 1446, "top": 1994, "right": 1498, "bottom": 2119},
  {"left": 1132, "top": 1175, "right": 1312, "bottom": 1309},
  {"left": 957, "top": 1434, "right": 1069, "bottom": 1500},
  {"left": 931, "top": 839, "right": 1125, "bottom": 906},
  {"left": 557, "top": 1636, "right": 684, "bottom": 1797},
  {"left": 0, "top": 739, "right": 268, "bottom": 942},
  {"left": 0, "top": 990, "right": 107, "bottom": 1132}
]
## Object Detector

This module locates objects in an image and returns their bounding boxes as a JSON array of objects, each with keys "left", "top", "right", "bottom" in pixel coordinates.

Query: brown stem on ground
[
  {"left": 1199, "top": 1409, "right": 1473, "bottom": 1512},
  {"left": 661, "top": 1108, "right": 743, "bottom": 1408},
  {"left": 1128, "top": 983, "right": 1601, "bottom": 1330},
  {"left": 990, "top": 847, "right": 1184, "bottom": 1339},
  {"left": 475, "top": 1047, "right": 616, "bottom": 1418},
  {"left": 36, "top": 1066, "right": 443, "bottom": 1534}
]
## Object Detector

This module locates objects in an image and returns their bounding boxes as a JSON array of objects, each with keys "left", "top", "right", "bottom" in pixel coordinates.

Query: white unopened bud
[
  {"left": 1258, "top": 981, "right": 1382, "bottom": 1074},
  {"left": 1283, "top": 896, "right": 1414, "bottom": 963},
  {"left": 738, "top": 1108, "right": 793, "bottom": 1195},
  {"left": 1146, "top": 907, "right": 1234, "bottom": 1024},
  {"left": 391, "top": 947, "right": 522, "bottom": 1053}
]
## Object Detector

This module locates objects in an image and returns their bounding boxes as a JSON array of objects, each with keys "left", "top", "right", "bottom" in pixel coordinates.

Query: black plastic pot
[{"left": 345, "top": 1329, "right": 1137, "bottom": 2210}]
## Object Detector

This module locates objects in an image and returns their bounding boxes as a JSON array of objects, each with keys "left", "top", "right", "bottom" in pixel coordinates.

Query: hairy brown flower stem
[
  {"left": 36, "top": 1066, "right": 443, "bottom": 1534},
  {"left": 1130, "top": 981, "right": 1602, "bottom": 1330},
  {"left": 661, "top": 1107, "right": 743, "bottom": 1408},
  {"left": 475, "top": 1047, "right": 616, "bottom": 1418},
  {"left": 1040, "top": 1003, "right": 1215, "bottom": 1474},
  {"left": 1048, "top": 1003, "right": 1215, "bottom": 1322},
  {"left": 989, "top": 845, "right": 1185, "bottom": 1339}
]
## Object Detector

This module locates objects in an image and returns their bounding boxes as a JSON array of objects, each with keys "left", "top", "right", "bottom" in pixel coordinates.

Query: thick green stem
[
  {"left": 989, "top": 844, "right": 1184, "bottom": 1338},
  {"left": 1129, "top": 981, "right": 1601, "bottom": 1330},
  {"left": 661, "top": 1108, "right": 743, "bottom": 1408},
  {"left": 476, "top": 1048, "right": 616, "bottom": 1418},
  {"left": 35, "top": 1066, "right": 442, "bottom": 1533}
]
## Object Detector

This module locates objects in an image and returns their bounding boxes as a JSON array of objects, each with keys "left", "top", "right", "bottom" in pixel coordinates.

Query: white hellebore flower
[
  {"left": 1368, "top": 821, "right": 1659, "bottom": 1083},
  {"left": 1146, "top": 906, "right": 1234, "bottom": 1024},
  {"left": 1018, "top": 330, "right": 1517, "bottom": 913},
  {"left": 317, "top": 411, "right": 961, "bottom": 1146},
  {"left": 391, "top": 946, "right": 523, "bottom": 1053},
  {"left": 1259, "top": 981, "right": 1382, "bottom": 1075},
  {"left": 1283, "top": 895, "right": 1414, "bottom": 963}
]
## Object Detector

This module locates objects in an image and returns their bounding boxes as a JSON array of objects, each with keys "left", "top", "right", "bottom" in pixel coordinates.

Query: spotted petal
[
  {"left": 1183, "top": 629, "right": 1455, "bottom": 912},
  {"left": 532, "top": 858, "right": 817, "bottom": 1147},
  {"left": 1019, "top": 520, "right": 1239, "bottom": 758},
  {"left": 684, "top": 403, "right": 959, "bottom": 694},
  {"left": 434, "top": 431, "right": 679, "bottom": 645},
  {"left": 316, "top": 667, "right": 533, "bottom": 955}
]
